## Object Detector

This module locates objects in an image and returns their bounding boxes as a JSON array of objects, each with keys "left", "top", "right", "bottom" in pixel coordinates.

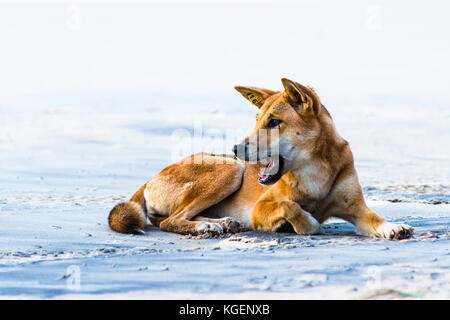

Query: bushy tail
[{"left": 108, "top": 184, "right": 147, "bottom": 234}]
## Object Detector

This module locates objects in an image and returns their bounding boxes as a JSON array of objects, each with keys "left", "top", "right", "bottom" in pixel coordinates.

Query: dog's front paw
[
  {"left": 219, "top": 217, "right": 246, "bottom": 233},
  {"left": 377, "top": 222, "right": 414, "bottom": 240},
  {"left": 196, "top": 222, "right": 223, "bottom": 236}
]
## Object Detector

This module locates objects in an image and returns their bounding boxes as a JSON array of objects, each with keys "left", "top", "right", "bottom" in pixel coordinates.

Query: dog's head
[{"left": 233, "top": 78, "right": 324, "bottom": 185}]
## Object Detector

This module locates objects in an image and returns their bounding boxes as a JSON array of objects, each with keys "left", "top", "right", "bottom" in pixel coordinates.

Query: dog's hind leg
[
  {"left": 159, "top": 203, "right": 224, "bottom": 236},
  {"left": 155, "top": 154, "right": 246, "bottom": 236},
  {"left": 159, "top": 188, "right": 243, "bottom": 236},
  {"left": 193, "top": 216, "right": 246, "bottom": 233}
]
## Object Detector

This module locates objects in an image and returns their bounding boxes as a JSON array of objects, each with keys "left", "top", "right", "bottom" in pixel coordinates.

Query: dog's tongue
[{"left": 259, "top": 156, "right": 280, "bottom": 182}]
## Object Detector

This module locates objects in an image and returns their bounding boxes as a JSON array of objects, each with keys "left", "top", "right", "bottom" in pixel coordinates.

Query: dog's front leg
[
  {"left": 252, "top": 199, "right": 321, "bottom": 235},
  {"left": 328, "top": 202, "right": 414, "bottom": 240},
  {"left": 325, "top": 169, "right": 414, "bottom": 240}
]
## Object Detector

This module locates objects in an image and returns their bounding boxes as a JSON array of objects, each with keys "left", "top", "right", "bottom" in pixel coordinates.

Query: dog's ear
[
  {"left": 234, "top": 86, "right": 278, "bottom": 108},
  {"left": 281, "top": 78, "right": 320, "bottom": 116}
]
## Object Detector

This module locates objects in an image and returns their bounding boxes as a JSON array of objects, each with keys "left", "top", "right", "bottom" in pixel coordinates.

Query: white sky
[{"left": 0, "top": 0, "right": 449, "bottom": 101}]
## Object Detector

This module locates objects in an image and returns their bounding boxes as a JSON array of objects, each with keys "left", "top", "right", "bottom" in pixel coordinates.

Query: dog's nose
[{"left": 232, "top": 145, "right": 238, "bottom": 156}]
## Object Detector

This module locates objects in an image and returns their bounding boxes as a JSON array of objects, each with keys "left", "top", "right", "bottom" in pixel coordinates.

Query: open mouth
[{"left": 258, "top": 156, "right": 284, "bottom": 185}]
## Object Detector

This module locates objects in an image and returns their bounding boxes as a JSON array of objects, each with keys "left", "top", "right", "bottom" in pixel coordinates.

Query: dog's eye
[{"left": 267, "top": 119, "right": 282, "bottom": 128}]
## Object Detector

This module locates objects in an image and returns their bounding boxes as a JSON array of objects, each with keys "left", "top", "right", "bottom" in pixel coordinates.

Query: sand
[{"left": 0, "top": 92, "right": 448, "bottom": 299}]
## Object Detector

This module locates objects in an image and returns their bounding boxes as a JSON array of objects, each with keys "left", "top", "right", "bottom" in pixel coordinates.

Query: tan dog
[{"left": 108, "top": 78, "right": 413, "bottom": 240}]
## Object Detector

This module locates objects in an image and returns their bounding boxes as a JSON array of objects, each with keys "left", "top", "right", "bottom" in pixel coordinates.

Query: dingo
[{"left": 108, "top": 78, "right": 413, "bottom": 240}]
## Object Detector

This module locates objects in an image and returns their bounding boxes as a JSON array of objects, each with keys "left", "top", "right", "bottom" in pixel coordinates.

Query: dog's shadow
[
  {"left": 142, "top": 221, "right": 361, "bottom": 239},
  {"left": 275, "top": 221, "right": 359, "bottom": 237},
  {"left": 144, "top": 222, "right": 363, "bottom": 240}
]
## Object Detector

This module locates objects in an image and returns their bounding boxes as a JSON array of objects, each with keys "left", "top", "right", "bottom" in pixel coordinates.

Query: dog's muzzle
[
  {"left": 232, "top": 144, "right": 270, "bottom": 162},
  {"left": 232, "top": 144, "right": 284, "bottom": 185}
]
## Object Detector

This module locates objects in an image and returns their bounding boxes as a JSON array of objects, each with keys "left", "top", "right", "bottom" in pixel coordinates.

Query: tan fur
[
  {"left": 108, "top": 78, "right": 413, "bottom": 240},
  {"left": 108, "top": 200, "right": 146, "bottom": 234}
]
